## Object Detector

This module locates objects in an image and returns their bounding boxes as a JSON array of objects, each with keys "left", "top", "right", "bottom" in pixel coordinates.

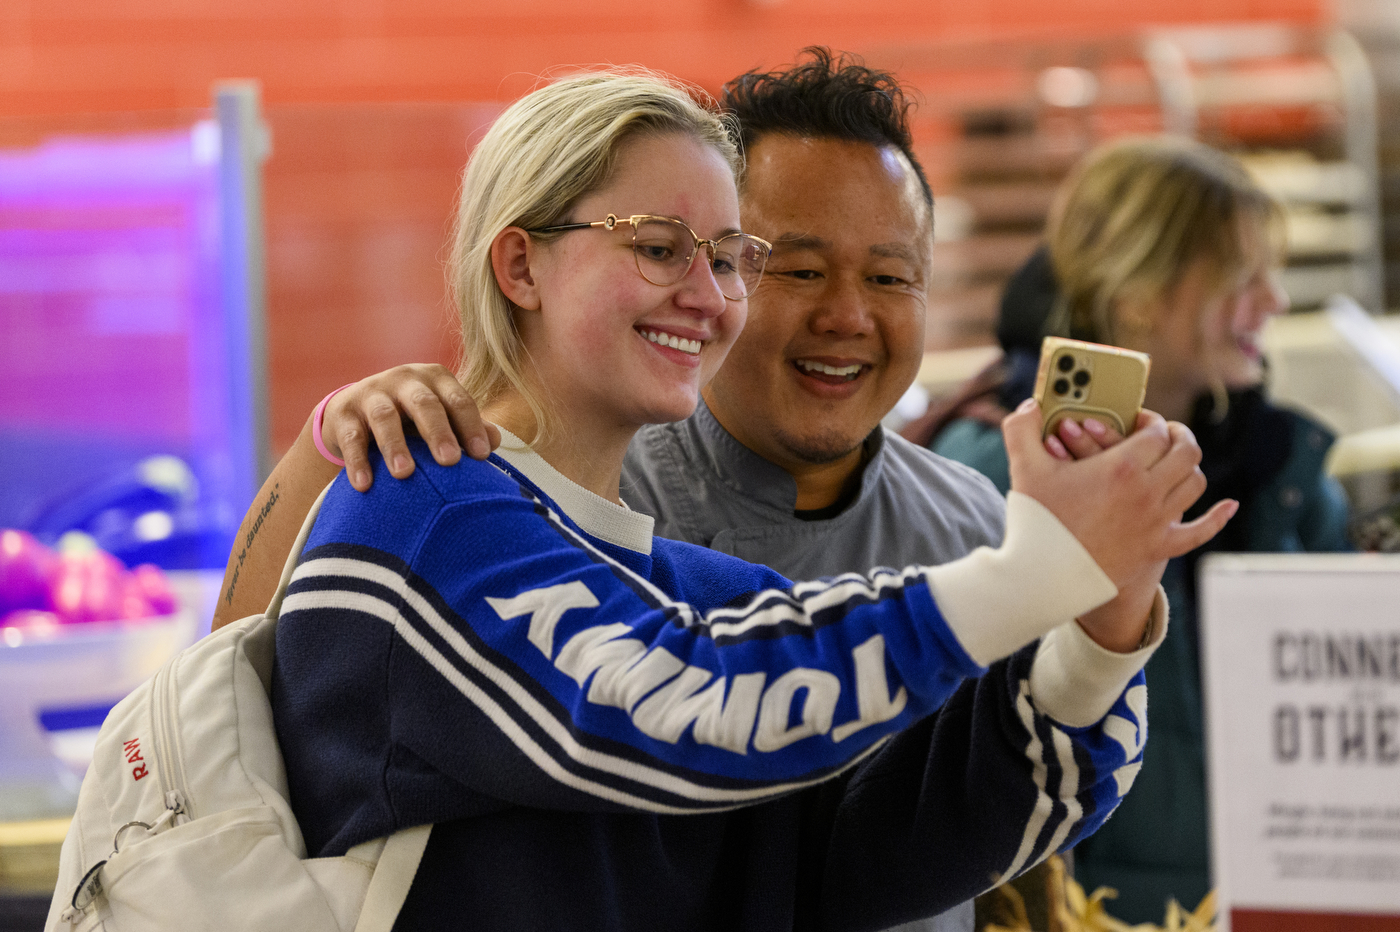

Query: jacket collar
[{"left": 682, "top": 399, "right": 887, "bottom": 516}]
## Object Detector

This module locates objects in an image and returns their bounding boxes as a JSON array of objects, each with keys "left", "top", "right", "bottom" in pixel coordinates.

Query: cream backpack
[{"left": 46, "top": 486, "right": 431, "bottom": 932}]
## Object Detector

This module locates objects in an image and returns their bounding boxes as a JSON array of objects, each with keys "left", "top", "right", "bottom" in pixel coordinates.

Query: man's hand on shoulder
[{"left": 321, "top": 364, "right": 500, "bottom": 491}]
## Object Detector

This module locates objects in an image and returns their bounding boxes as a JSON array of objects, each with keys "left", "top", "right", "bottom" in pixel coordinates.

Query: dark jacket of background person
[{"left": 920, "top": 248, "right": 1351, "bottom": 923}]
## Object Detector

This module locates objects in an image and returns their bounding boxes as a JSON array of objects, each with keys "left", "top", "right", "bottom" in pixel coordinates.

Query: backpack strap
[
  {"left": 258, "top": 481, "right": 436, "bottom": 931},
  {"left": 352, "top": 824, "right": 433, "bottom": 932},
  {"left": 264, "top": 481, "right": 335, "bottom": 623}
]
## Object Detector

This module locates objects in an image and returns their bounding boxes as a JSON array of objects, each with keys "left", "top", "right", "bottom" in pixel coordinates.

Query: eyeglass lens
[{"left": 632, "top": 218, "right": 767, "bottom": 299}]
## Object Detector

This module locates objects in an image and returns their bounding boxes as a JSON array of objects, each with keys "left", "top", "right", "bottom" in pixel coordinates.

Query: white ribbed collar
[{"left": 490, "top": 427, "right": 654, "bottom": 555}]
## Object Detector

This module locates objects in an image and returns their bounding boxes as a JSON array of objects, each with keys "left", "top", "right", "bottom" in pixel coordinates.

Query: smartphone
[{"left": 1032, "top": 337, "right": 1151, "bottom": 439}]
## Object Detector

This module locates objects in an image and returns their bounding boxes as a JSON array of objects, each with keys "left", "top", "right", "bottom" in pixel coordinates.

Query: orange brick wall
[
  {"left": 2, "top": 0, "right": 1327, "bottom": 114},
  {"left": 0, "top": 0, "right": 1329, "bottom": 455},
  {"left": 258, "top": 103, "right": 501, "bottom": 451}
]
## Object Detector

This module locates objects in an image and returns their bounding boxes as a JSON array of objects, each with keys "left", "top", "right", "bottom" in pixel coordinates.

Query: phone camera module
[
  {"left": 1073, "top": 369, "right": 1090, "bottom": 387},
  {"left": 1056, "top": 355, "right": 1075, "bottom": 373},
  {"left": 1053, "top": 377, "right": 1071, "bottom": 395}
]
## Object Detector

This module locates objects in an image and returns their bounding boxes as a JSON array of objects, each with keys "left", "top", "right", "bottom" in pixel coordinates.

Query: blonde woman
[
  {"left": 930, "top": 135, "right": 1349, "bottom": 922},
  {"left": 267, "top": 76, "right": 1228, "bottom": 930}
]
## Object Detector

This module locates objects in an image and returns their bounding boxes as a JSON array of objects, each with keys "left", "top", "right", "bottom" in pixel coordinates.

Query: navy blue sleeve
[{"left": 809, "top": 649, "right": 1149, "bottom": 927}]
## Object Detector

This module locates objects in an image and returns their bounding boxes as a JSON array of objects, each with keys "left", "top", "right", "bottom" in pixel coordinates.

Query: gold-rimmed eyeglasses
[{"left": 526, "top": 214, "right": 771, "bottom": 301}]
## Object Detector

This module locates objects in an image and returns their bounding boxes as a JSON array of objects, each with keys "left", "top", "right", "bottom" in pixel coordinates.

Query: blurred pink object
[
  {"left": 0, "top": 529, "right": 58, "bottom": 614},
  {"left": 51, "top": 549, "right": 129, "bottom": 624},
  {"left": 118, "top": 576, "right": 155, "bottom": 620},
  {"left": 2, "top": 531, "right": 181, "bottom": 626},
  {"left": 0, "top": 609, "right": 62, "bottom": 636},
  {"left": 130, "top": 563, "right": 178, "bottom": 615}
]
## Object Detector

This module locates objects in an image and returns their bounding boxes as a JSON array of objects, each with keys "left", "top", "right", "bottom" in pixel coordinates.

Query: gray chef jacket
[
  {"left": 621, "top": 399, "right": 1008, "bottom": 932},
  {"left": 622, "top": 400, "right": 1006, "bottom": 574}
]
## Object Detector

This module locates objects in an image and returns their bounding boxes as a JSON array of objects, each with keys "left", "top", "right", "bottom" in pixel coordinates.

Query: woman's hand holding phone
[
  {"left": 1003, "top": 400, "right": 1237, "bottom": 652},
  {"left": 1042, "top": 414, "right": 1123, "bottom": 461}
]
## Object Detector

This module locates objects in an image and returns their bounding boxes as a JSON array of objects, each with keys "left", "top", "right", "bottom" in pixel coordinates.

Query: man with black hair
[
  {"left": 622, "top": 49, "right": 999, "bottom": 932},
  {"left": 627, "top": 49, "right": 1001, "bottom": 593}
]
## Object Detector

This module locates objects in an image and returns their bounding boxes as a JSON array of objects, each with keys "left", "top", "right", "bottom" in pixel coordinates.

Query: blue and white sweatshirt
[{"left": 273, "top": 434, "right": 1165, "bottom": 931}]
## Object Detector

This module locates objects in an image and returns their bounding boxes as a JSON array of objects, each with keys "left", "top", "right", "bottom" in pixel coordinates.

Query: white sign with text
[{"left": 1200, "top": 554, "right": 1400, "bottom": 931}]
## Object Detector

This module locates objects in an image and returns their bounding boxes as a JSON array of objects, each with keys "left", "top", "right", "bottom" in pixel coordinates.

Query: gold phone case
[{"left": 1032, "top": 337, "right": 1151, "bottom": 438}]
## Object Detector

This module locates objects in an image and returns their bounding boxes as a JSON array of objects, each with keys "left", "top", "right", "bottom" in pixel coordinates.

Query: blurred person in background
[
  {"left": 918, "top": 135, "right": 1350, "bottom": 922},
  {"left": 216, "top": 53, "right": 1230, "bottom": 931}
]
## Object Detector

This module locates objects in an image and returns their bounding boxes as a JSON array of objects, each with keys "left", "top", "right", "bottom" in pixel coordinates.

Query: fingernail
[
  {"left": 467, "top": 437, "right": 489, "bottom": 459},
  {"left": 1046, "top": 436, "right": 1068, "bottom": 459},
  {"left": 1060, "top": 418, "right": 1083, "bottom": 438},
  {"left": 1082, "top": 418, "right": 1106, "bottom": 436},
  {"left": 393, "top": 454, "right": 411, "bottom": 474},
  {"left": 1017, "top": 398, "right": 1037, "bottom": 413},
  {"left": 353, "top": 470, "right": 370, "bottom": 490},
  {"left": 436, "top": 442, "right": 459, "bottom": 462}
]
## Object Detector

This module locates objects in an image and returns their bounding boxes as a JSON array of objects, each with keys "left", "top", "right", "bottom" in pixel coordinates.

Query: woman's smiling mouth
[{"left": 640, "top": 328, "right": 702, "bottom": 355}]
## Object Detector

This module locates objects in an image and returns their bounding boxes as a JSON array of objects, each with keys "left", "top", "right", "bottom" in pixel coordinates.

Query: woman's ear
[{"left": 491, "top": 227, "right": 542, "bottom": 311}]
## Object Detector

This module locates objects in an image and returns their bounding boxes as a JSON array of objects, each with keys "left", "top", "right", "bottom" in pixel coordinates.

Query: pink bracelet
[{"left": 312, "top": 384, "right": 357, "bottom": 467}]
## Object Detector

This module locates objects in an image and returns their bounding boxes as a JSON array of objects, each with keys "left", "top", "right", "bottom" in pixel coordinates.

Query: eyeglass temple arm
[
  {"left": 526, "top": 221, "right": 595, "bottom": 234},
  {"left": 527, "top": 214, "right": 631, "bottom": 235}
]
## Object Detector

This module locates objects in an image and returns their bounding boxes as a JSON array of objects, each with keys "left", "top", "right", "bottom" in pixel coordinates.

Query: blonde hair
[
  {"left": 447, "top": 70, "right": 739, "bottom": 441},
  {"left": 1045, "top": 136, "right": 1284, "bottom": 345}
]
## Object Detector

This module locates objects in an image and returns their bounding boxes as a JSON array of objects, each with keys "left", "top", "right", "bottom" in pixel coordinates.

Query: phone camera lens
[
  {"left": 1053, "top": 377, "right": 1070, "bottom": 395},
  {"left": 1073, "top": 370, "right": 1090, "bottom": 387},
  {"left": 1056, "top": 355, "right": 1074, "bottom": 373}
]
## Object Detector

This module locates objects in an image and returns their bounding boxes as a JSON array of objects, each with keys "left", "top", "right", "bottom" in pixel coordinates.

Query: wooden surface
[{"left": 0, "top": 819, "right": 67, "bottom": 896}]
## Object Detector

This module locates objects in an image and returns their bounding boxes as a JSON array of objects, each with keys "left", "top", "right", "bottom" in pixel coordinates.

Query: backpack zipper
[
  {"left": 60, "top": 656, "right": 192, "bottom": 925},
  {"left": 149, "top": 655, "right": 192, "bottom": 827}
]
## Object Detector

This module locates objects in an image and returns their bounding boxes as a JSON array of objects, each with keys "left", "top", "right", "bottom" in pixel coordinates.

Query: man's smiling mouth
[{"left": 794, "top": 359, "right": 864, "bottom": 382}]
